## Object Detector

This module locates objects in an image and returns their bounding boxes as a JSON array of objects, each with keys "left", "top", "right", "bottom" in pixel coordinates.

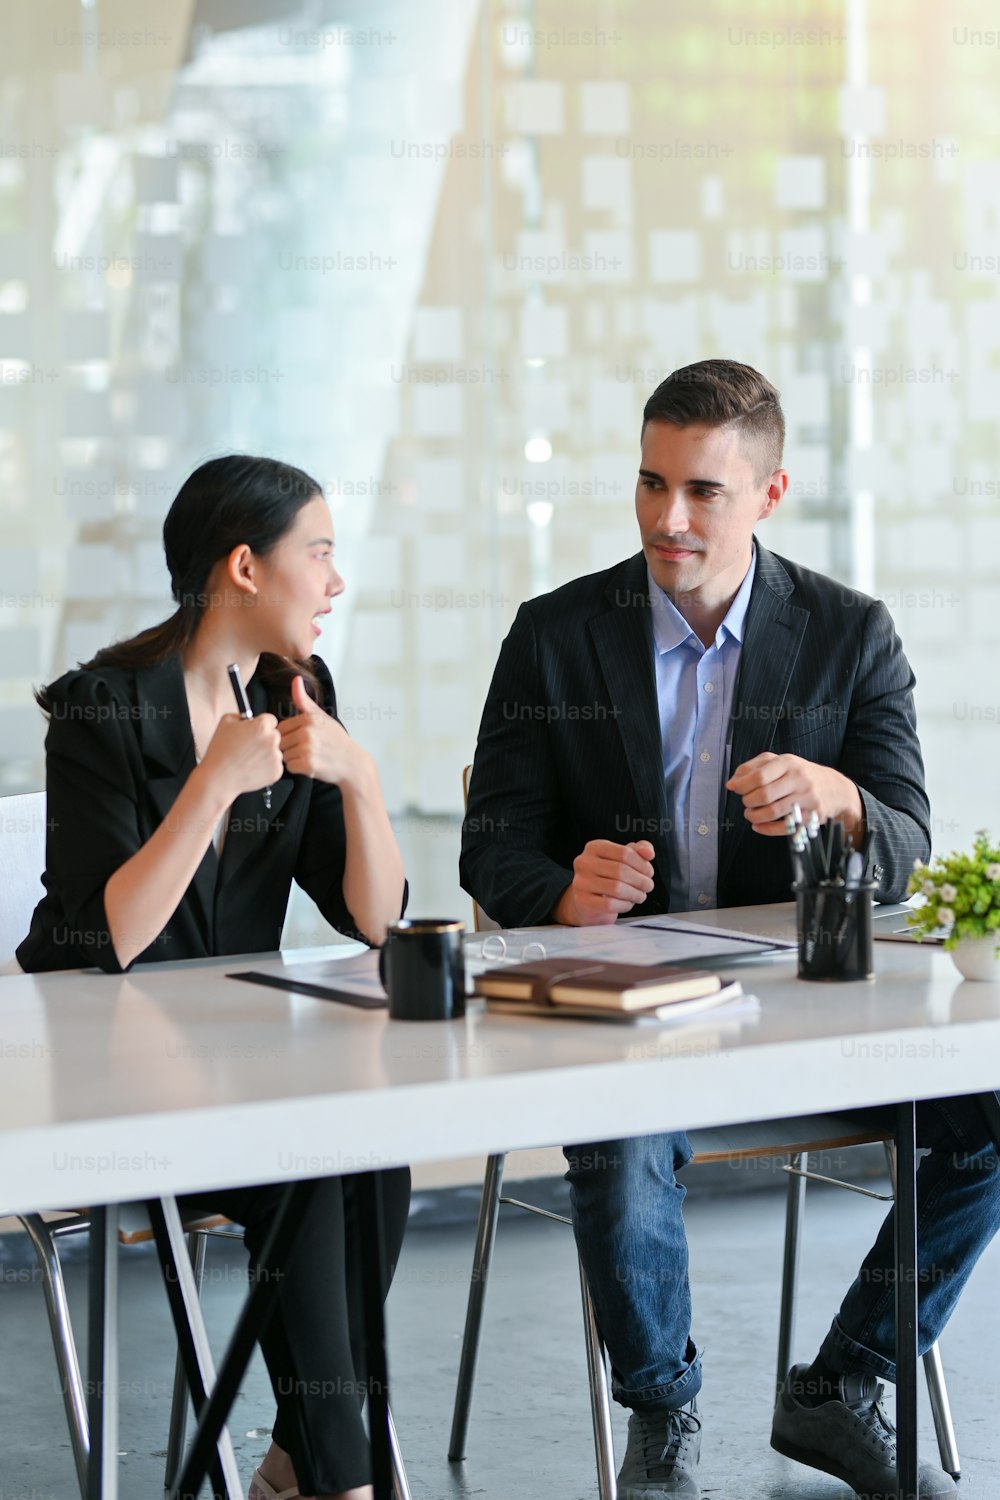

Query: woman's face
[{"left": 250, "top": 494, "right": 344, "bottom": 658}]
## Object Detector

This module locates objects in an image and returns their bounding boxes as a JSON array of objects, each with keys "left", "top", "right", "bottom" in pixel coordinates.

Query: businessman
[{"left": 462, "top": 360, "right": 1000, "bottom": 1498}]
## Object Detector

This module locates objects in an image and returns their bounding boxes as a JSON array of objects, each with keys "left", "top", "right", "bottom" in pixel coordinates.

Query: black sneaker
[
  {"left": 771, "top": 1362, "right": 957, "bottom": 1499},
  {"left": 617, "top": 1399, "right": 702, "bottom": 1498}
]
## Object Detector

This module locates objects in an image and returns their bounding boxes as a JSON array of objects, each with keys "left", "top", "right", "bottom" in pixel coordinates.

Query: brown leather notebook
[{"left": 474, "top": 957, "right": 722, "bottom": 1012}]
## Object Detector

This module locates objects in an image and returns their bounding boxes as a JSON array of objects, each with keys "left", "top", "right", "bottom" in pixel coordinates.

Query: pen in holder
[{"left": 794, "top": 879, "right": 876, "bottom": 981}]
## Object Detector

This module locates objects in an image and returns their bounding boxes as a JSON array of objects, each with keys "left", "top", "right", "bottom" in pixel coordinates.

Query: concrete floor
[{"left": 2, "top": 1175, "right": 999, "bottom": 1499}]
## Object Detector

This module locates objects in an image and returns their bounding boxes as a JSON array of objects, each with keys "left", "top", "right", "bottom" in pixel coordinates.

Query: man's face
[{"left": 635, "top": 420, "right": 785, "bottom": 602}]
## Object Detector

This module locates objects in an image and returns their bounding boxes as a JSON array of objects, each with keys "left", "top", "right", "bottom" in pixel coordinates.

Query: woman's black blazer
[{"left": 17, "top": 653, "right": 369, "bottom": 973}]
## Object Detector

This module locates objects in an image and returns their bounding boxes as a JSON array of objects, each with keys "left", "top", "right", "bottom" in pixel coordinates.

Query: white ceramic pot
[{"left": 951, "top": 935, "right": 1000, "bottom": 982}]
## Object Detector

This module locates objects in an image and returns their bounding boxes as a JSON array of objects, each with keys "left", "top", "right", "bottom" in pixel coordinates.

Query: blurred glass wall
[{"left": 2, "top": 0, "right": 997, "bottom": 931}]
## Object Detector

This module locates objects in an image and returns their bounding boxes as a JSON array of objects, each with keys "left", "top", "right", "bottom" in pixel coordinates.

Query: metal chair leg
[
  {"left": 388, "top": 1404, "right": 412, "bottom": 1500},
  {"left": 164, "top": 1228, "right": 209, "bottom": 1493},
  {"left": 579, "top": 1260, "right": 616, "bottom": 1500},
  {"left": 923, "top": 1341, "right": 960, "bottom": 1479},
  {"left": 883, "top": 1138, "right": 898, "bottom": 1187},
  {"left": 775, "top": 1151, "right": 808, "bottom": 1396},
  {"left": 448, "top": 1152, "right": 506, "bottom": 1461},
  {"left": 18, "top": 1214, "right": 90, "bottom": 1499},
  {"left": 884, "top": 1140, "right": 960, "bottom": 1477}
]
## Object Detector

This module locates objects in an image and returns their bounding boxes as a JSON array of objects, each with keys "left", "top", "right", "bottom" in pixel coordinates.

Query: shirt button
[
  {"left": 704, "top": 681, "right": 716, "bottom": 694},
  {"left": 699, "top": 750, "right": 711, "bottom": 763},
  {"left": 697, "top": 893, "right": 710, "bottom": 905},
  {"left": 697, "top": 822, "right": 709, "bottom": 836}
]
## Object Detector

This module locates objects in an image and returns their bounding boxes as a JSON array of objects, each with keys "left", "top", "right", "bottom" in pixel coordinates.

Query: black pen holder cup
[
  {"left": 378, "top": 919, "right": 467, "bottom": 1020},
  {"left": 794, "top": 882, "right": 876, "bottom": 982}
]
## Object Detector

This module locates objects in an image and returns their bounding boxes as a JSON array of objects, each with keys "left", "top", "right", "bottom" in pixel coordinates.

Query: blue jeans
[{"left": 564, "top": 1094, "right": 1000, "bottom": 1410}]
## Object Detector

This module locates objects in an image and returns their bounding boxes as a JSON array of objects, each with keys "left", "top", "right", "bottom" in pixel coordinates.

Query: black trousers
[{"left": 181, "top": 1169, "right": 411, "bottom": 1495}]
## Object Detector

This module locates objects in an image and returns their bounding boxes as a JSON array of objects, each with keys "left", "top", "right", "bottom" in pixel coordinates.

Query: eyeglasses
[{"left": 471, "top": 934, "right": 548, "bottom": 965}]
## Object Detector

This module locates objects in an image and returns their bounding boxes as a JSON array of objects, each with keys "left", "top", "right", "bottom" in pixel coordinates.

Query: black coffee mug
[{"left": 378, "top": 919, "right": 466, "bottom": 1020}]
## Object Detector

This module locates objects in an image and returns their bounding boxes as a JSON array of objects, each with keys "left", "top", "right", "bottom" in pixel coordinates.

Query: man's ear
[{"left": 759, "top": 467, "right": 788, "bottom": 521}]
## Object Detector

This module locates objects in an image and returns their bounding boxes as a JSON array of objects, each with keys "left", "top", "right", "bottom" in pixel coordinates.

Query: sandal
[{"left": 248, "top": 1468, "right": 300, "bottom": 1500}]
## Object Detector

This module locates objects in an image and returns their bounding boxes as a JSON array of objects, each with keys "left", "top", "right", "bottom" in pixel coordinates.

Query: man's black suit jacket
[
  {"left": 461, "top": 542, "right": 931, "bottom": 929},
  {"left": 17, "top": 654, "right": 369, "bottom": 973}
]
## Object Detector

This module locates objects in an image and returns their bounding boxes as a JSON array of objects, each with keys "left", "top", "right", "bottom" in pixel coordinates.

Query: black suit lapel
[
  {"left": 137, "top": 656, "right": 194, "bottom": 776},
  {"left": 589, "top": 556, "right": 670, "bottom": 887},
  {"left": 135, "top": 657, "right": 218, "bottom": 944},
  {"left": 718, "top": 544, "right": 810, "bottom": 890},
  {"left": 218, "top": 778, "right": 295, "bottom": 885}
]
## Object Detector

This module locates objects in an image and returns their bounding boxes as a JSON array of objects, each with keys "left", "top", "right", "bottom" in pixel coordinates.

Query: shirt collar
[{"left": 647, "top": 544, "right": 757, "bottom": 656}]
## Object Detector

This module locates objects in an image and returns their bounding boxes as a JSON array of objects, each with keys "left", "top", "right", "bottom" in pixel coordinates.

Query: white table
[
  {"left": 3, "top": 904, "right": 1000, "bottom": 1499},
  {"left": 5, "top": 908, "right": 1000, "bottom": 1208}
]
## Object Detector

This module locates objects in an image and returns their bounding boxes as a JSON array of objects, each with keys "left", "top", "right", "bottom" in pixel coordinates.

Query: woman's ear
[{"left": 225, "top": 543, "right": 257, "bottom": 600}]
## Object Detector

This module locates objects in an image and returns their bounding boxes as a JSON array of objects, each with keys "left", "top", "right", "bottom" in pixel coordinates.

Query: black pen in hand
[{"left": 227, "top": 663, "right": 272, "bottom": 811}]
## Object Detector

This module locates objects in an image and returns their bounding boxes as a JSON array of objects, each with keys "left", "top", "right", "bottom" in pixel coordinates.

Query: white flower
[
  {"left": 922, "top": 880, "right": 936, "bottom": 898},
  {"left": 913, "top": 857, "right": 924, "bottom": 870},
  {"left": 940, "top": 883, "right": 957, "bottom": 903},
  {"left": 937, "top": 906, "right": 956, "bottom": 926},
  {"left": 986, "top": 863, "right": 1000, "bottom": 882}
]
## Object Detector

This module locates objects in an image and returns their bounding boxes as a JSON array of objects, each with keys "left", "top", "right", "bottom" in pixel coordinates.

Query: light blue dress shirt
[{"left": 647, "top": 546, "right": 756, "bottom": 913}]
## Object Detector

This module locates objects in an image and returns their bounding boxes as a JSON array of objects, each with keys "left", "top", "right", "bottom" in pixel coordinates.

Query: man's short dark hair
[{"left": 642, "top": 359, "right": 785, "bottom": 480}]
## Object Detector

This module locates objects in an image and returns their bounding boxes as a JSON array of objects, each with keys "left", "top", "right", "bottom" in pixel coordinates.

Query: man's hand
[
  {"left": 726, "top": 752, "right": 865, "bottom": 839},
  {"left": 553, "top": 839, "right": 656, "bottom": 926}
]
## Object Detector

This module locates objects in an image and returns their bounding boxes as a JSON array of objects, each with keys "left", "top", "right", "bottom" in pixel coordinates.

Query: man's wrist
[
  {"left": 836, "top": 775, "right": 866, "bottom": 842},
  {"left": 552, "top": 883, "right": 578, "bottom": 925}
]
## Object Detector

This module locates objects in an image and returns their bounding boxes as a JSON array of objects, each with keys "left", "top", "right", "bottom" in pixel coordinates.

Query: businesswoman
[{"left": 17, "top": 454, "right": 409, "bottom": 1500}]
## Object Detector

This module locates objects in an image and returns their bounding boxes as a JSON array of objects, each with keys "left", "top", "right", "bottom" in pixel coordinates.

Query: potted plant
[{"left": 907, "top": 831, "right": 1000, "bottom": 981}]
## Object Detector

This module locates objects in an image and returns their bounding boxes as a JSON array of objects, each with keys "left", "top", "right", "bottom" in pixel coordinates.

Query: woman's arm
[
  {"left": 335, "top": 752, "right": 405, "bottom": 945},
  {"left": 105, "top": 712, "right": 283, "bottom": 969},
  {"left": 103, "top": 761, "right": 230, "bottom": 969},
  {"left": 281, "top": 670, "right": 405, "bottom": 946}
]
